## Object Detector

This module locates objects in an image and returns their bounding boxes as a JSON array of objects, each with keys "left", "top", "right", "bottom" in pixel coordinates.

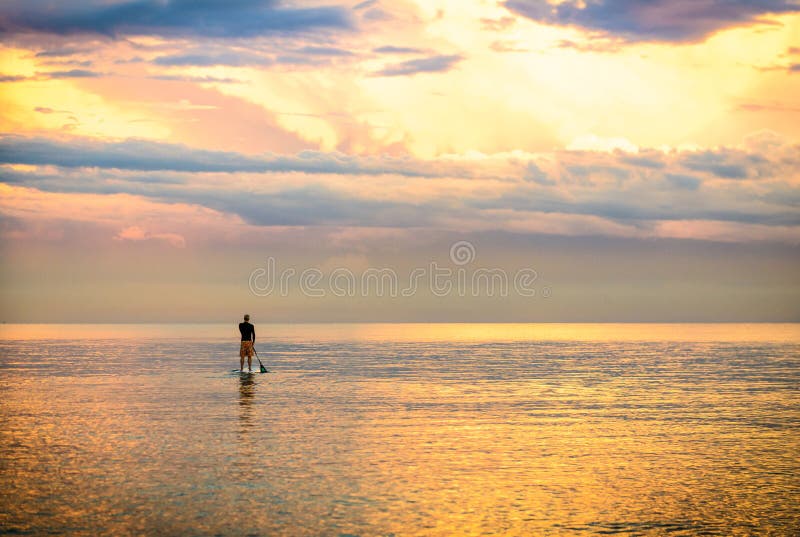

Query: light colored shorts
[{"left": 240, "top": 340, "right": 254, "bottom": 358}]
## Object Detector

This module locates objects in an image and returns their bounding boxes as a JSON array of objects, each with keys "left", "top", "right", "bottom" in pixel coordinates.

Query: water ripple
[{"left": 1, "top": 325, "right": 798, "bottom": 535}]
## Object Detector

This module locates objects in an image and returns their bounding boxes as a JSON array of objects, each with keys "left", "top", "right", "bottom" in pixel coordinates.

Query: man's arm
[{"left": 251, "top": 326, "right": 255, "bottom": 343}]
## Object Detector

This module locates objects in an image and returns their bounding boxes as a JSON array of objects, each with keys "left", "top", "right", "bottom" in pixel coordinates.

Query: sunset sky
[{"left": 1, "top": 0, "right": 799, "bottom": 322}]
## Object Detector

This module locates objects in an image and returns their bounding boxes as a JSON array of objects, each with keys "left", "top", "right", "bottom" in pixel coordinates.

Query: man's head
[{"left": 244, "top": 314, "right": 250, "bottom": 322}]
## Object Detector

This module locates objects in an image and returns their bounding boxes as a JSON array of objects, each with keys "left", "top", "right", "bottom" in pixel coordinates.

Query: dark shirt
[{"left": 239, "top": 322, "right": 255, "bottom": 342}]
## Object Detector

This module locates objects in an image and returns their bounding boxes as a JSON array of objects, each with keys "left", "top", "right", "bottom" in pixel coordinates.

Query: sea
[{"left": 1, "top": 323, "right": 798, "bottom": 536}]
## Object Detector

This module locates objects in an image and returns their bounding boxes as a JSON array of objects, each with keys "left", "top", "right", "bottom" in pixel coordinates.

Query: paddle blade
[{"left": 260, "top": 364, "right": 268, "bottom": 373}]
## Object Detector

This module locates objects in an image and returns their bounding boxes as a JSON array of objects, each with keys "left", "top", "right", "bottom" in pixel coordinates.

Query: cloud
[
  {"left": 373, "top": 46, "right": 426, "bottom": 54},
  {"left": 114, "top": 225, "right": 185, "bottom": 247},
  {"left": 374, "top": 54, "right": 463, "bottom": 77},
  {"left": 0, "top": 0, "right": 353, "bottom": 38},
  {"left": 556, "top": 38, "right": 623, "bottom": 53},
  {"left": 471, "top": 184, "right": 800, "bottom": 227},
  {"left": 0, "top": 74, "right": 28, "bottom": 82},
  {"left": 275, "top": 55, "right": 328, "bottom": 66},
  {"left": 680, "top": 150, "right": 772, "bottom": 179},
  {"left": 43, "top": 69, "right": 101, "bottom": 79},
  {"left": 5, "top": 156, "right": 798, "bottom": 236},
  {"left": 296, "top": 46, "right": 354, "bottom": 57},
  {"left": 2, "top": 135, "right": 799, "bottom": 238},
  {"left": 0, "top": 168, "right": 437, "bottom": 228},
  {"left": 621, "top": 154, "right": 666, "bottom": 169},
  {"left": 2, "top": 69, "right": 101, "bottom": 81},
  {"left": 0, "top": 135, "right": 477, "bottom": 177},
  {"left": 524, "top": 162, "right": 556, "bottom": 185},
  {"left": 504, "top": 0, "right": 800, "bottom": 43},
  {"left": 354, "top": 0, "right": 379, "bottom": 9},
  {"left": 153, "top": 52, "right": 272, "bottom": 67},
  {"left": 567, "top": 163, "right": 630, "bottom": 181},
  {"left": 35, "top": 47, "right": 88, "bottom": 57},
  {"left": 0, "top": 136, "right": 265, "bottom": 173},
  {"left": 480, "top": 16, "right": 517, "bottom": 31},
  {"left": 150, "top": 74, "right": 239, "bottom": 84},
  {"left": 361, "top": 8, "right": 392, "bottom": 22},
  {"left": 40, "top": 59, "right": 94, "bottom": 68},
  {"left": 193, "top": 186, "right": 433, "bottom": 227},
  {"left": 665, "top": 173, "right": 701, "bottom": 190},
  {"left": 479, "top": 143, "right": 800, "bottom": 230},
  {"left": 34, "top": 107, "right": 72, "bottom": 114}
]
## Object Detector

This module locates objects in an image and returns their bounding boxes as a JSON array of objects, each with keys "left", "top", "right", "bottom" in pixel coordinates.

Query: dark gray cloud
[
  {"left": 504, "top": 0, "right": 800, "bottom": 43},
  {"left": 0, "top": 135, "right": 473, "bottom": 177},
  {"left": 0, "top": 167, "right": 437, "bottom": 228},
  {"left": 373, "top": 46, "right": 426, "bottom": 54},
  {"left": 9, "top": 161, "right": 796, "bottom": 229},
  {"left": 150, "top": 74, "right": 240, "bottom": 84},
  {"left": 275, "top": 55, "right": 327, "bottom": 66},
  {"left": 680, "top": 150, "right": 769, "bottom": 179},
  {"left": 567, "top": 164, "right": 630, "bottom": 181},
  {"left": 665, "top": 173, "right": 701, "bottom": 190},
  {"left": 524, "top": 162, "right": 556, "bottom": 185},
  {"left": 35, "top": 47, "right": 88, "bottom": 57},
  {"left": 296, "top": 46, "right": 353, "bottom": 56},
  {"left": 2, "top": 69, "right": 102, "bottom": 80},
  {"left": 40, "top": 59, "right": 94, "bottom": 68},
  {"left": 0, "top": 0, "right": 352, "bottom": 38},
  {"left": 0, "top": 74, "right": 28, "bottom": 82},
  {"left": 44, "top": 69, "right": 101, "bottom": 78},
  {"left": 154, "top": 52, "right": 272, "bottom": 67},
  {"left": 622, "top": 155, "right": 666, "bottom": 169},
  {"left": 761, "top": 182, "right": 800, "bottom": 207},
  {"left": 202, "top": 187, "right": 432, "bottom": 227},
  {"left": 470, "top": 183, "right": 800, "bottom": 227},
  {"left": 0, "top": 136, "right": 265, "bottom": 173},
  {"left": 362, "top": 8, "right": 392, "bottom": 22},
  {"left": 353, "top": 0, "right": 379, "bottom": 10},
  {"left": 2, "top": 135, "right": 798, "bottom": 231},
  {"left": 374, "top": 54, "right": 463, "bottom": 76}
]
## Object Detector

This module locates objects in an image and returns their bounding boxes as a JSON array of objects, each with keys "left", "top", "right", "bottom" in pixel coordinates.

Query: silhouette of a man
[{"left": 239, "top": 314, "right": 255, "bottom": 372}]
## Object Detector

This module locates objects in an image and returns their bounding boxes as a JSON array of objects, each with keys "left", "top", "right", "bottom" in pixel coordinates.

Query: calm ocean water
[{"left": 1, "top": 323, "right": 798, "bottom": 536}]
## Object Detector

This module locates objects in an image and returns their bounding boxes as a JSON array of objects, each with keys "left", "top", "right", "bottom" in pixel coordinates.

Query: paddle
[{"left": 253, "top": 347, "right": 268, "bottom": 373}]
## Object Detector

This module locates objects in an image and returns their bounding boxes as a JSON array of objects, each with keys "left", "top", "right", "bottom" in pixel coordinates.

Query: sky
[{"left": 1, "top": 0, "right": 799, "bottom": 323}]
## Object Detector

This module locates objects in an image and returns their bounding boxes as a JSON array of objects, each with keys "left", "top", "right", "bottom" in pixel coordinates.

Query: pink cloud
[
  {"left": 114, "top": 225, "right": 186, "bottom": 248},
  {"left": 76, "top": 76, "right": 314, "bottom": 155}
]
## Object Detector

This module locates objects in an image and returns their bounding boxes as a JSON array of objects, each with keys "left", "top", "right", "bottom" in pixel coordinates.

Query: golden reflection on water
[
  {"left": 238, "top": 373, "right": 256, "bottom": 429},
  {"left": 0, "top": 325, "right": 798, "bottom": 535}
]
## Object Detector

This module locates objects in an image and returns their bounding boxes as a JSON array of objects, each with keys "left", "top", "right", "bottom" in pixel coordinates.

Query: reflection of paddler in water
[
  {"left": 235, "top": 375, "right": 260, "bottom": 467},
  {"left": 238, "top": 373, "right": 255, "bottom": 430}
]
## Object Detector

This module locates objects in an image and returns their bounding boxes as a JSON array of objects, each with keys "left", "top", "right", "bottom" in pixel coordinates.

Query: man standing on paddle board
[{"left": 239, "top": 314, "right": 255, "bottom": 372}]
